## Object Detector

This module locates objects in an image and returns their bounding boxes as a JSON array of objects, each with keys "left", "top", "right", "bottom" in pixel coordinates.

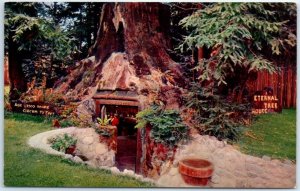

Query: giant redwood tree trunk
[
  {"left": 8, "top": 32, "right": 27, "bottom": 100},
  {"left": 54, "top": 3, "right": 186, "bottom": 116}
]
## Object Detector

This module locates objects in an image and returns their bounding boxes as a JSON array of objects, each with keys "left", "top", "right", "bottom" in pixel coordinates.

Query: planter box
[
  {"left": 179, "top": 158, "right": 214, "bottom": 186},
  {"left": 98, "top": 125, "right": 117, "bottom": 151}
]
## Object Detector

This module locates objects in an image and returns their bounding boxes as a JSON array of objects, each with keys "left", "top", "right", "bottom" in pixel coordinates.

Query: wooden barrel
[{"left": 179, "top": 158, "right": 214, "bottom": 186}]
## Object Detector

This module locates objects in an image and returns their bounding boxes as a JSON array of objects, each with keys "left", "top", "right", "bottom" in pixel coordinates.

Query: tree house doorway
[
  {"left": 103, "top": 105, "right": 138, "bottom": 172},
  {"left": 93, "top": 90, "right": 140, "bottom": 172}
]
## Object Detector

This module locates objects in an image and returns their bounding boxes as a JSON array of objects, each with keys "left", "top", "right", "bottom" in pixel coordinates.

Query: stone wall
[
  {"left": 71, "top": 127, "right": 115, "bottom": 167},
  {"left": 157, "top": 134, "right": 296, "bottom": 188},
  {"left": 28, "top": 127, "right": 156, "bottom": 185}
]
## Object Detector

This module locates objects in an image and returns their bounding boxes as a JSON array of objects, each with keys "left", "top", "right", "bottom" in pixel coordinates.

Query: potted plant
[
  {"left": 95, "top": 106, "right": 117, "bottom": 151},
  {"left": 96, "top": 105, "right": 112, "bottom": 137}
]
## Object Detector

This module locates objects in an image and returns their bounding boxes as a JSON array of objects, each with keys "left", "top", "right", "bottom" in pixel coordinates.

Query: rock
[
  {"left": 77, "top": 143, "right": 90, "bottom": 153},
  {"left": 262, "top": 155, "right": 271, "bottom": 161},
  {"left": 95, "top": 143, "right": 108, "bottom": 155},
  {"left": 110, "top": 167, "right": 120, "bottom": 174},
  {"left": 134, "top": 174, "right": 143, "bottom": 180},
  {"left": 247, "top": 171, "right": 258, "bottom": 178},
  {"left": 168, "top": 173, "right": 184, "bottom": 187},
  {"left": 213, "top": 159, "right": 227, "bottom": 169},
  {"left": 233, "top": 169, "right": 246, "bottom": 178},
  {"left": 64, "top": 154, "right": 73, "bottom": 160},
  {"left": 214, "top": 140, "right": 226, "bottom": 148},
  {"left": 75, "top": 100, "right": 95, "bottom": 125},
  {"left": 235, "top": 178, "right": 248, "bottom": 188},
  {"left": 209, "top": 136, "right": 218, "bottom": 141},
  {"left": 169, "top": 167, "right": 178, "bottom": 176},
  {"left": 246, "top": 155, "right": 261, "bottom": 164},
  {"left": 100, "top": 166, "right": 111, "bottom": 171},
  {"left": 214, "top": 168, "right": 226, "bottom": 176},
  {"left": 160, "top": 161, "right": 172, "bottom": 176},
  {"left": 283, "top": 159, "right": 293, "bottom": 165},
  {"left": 246, "top": 163, "right": 264, "bottom": 175},
  {"left": 272, "top": 159, "right": 281, "bottom": 164},
  {"left": 123, "top": 169, "right": 135, "bottom": 177},
  {"left": 82, "top": 136, "right": 94, "bottom": 145},
  {"left": 84, "top": 151, "right": 96, "bottom": 159},
  {"left": 82, "top": 99, "right": 96, "bottom": 115},
  {"left": 84, "top": 161, "right": 97, "bottom": 168},
  {"left": 157, "top": 174, "right": 171, "bottom": 186},
  {"left": 214, "top": 178, "right": 236, "bottom": 188},
  {"left": 211, "top": 174, "right": 221, "bottom": 184},
  {"left": 72, "top": 156, "right": 83, "bottom": 163}
]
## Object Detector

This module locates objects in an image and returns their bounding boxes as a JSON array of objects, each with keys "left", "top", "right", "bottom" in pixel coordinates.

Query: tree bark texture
[
  {"left": 55, "top": 3, "right": 186, "bottom": 110},
  {"left": 8, "top": 32, "right": 27, "bottom": 100}
]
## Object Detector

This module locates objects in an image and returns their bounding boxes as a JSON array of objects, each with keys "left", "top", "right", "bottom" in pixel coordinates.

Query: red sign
[{"left": 251, "top": 91, "right": 282, "bottom": 114}]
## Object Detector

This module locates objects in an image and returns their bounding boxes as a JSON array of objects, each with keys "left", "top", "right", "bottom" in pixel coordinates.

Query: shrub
[
  {"left": 186, "top": 83, "right": 251, "bottom": 142},
  {"left": 44, "top": 88, "right": 66, "bottom": 105},
  {"left": 21, "top": 87, "right": 66, "bottom": 105},
  {"left": 136, "top": 105, "right": 190, "bottom": 147},
  {"left": 50, "top": 133, "right": 77, "bottom": 152}
]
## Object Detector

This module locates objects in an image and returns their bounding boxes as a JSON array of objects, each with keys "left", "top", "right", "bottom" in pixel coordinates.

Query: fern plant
[{"left": 136, "top": 105, "right": 189, "bottom": 146}]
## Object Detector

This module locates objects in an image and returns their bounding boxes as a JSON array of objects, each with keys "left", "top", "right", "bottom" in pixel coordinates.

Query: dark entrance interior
[{"left": 100, "top": 104, "right": 138, "bottom": 172}]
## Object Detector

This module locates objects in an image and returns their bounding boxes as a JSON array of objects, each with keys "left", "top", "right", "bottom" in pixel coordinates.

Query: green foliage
[
  {"left": 4, "top": 86, "right": 11, "bottom": 111},
  {"left": 135, "top": 107, "right": 155, "bottom": 129},
  {"left": 94, "top": 106, "right": 112, "bottom": 137},
  {"left": 237, "top": 109, "right": 296, "bottom": 160},
  {"left": 50, "top": 133, "right": 77, "bottom": 152},
  {"left": 186, "top": 83, "right": 251, "bottom": 142},
  {"left": 5, "top": 3, "right": 76, "bottom": 60},
  {"left": 97, "top": 116, "right": 111, "bottom": 126},
  {"left": 95, "top": 127, "right": 112, "bottom": 137},
  {"left": 59, "top": 119, "right": 77, "bottom": 128},
  {"left": 40, "top": 21, "right": 77, "bottom": 61},
  {"left": 4, "top": 112, "right": 153, "bottom": 187},
  {"left": 136, "top": 105, "right": 190, "bottom": 146},
  {"left": 5, "top": 2, "right": 77, "bottom": 87},
  {"left": 179, "top": 3, "right": 296, "bottom": 85},
  {"left": 97, "top": 106, "right": 110, "bottom": 126},
  {"left": 43, "top": 2, "right": 103, "bottom": 58}
]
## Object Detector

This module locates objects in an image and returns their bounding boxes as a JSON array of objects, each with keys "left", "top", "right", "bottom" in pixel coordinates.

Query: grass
[
  {"left": 237, "top": 109, "right": 296, "bottom": 160},
  {"left": 4, "top": 112, "right": 154, "bottom": 187}
]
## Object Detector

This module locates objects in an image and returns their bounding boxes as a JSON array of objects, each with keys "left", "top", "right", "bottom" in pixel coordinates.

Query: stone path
[{"left": 157, "top": 134, "right": 296, "bottom": 188}]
